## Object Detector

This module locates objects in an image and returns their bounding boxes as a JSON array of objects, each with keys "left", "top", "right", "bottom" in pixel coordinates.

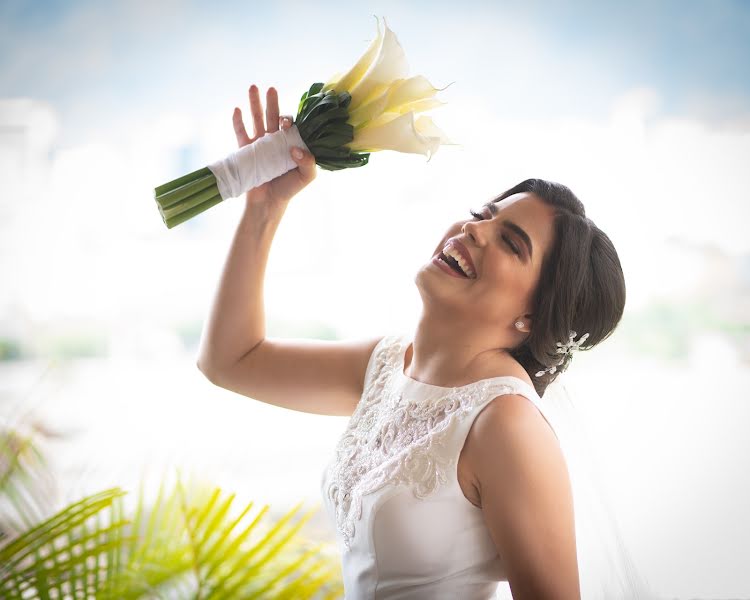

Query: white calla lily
[
  {"left": 325, "top": 16, "right": 410, "bottom": 112},
  {"left": 387, "top": 75, "right": 447, "bottom": 112},
  {"left": 346, "top": 110, "right": 454, "bottom": 159},
  {"left": 348, "top": 75, "right": 450, "bottom": 128},
  {"left": 414, "top": 115, "right": 454, "bottom": 145},
  {"left": 322, "top": 15, "right": 453, "bottom": 159}
]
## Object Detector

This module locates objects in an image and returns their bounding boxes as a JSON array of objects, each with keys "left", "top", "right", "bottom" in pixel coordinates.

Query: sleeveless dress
[{"left": 319, "top": 333, "right": 559, "bottom": 599}]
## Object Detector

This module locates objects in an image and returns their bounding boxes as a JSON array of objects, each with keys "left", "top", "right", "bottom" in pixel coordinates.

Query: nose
[{"left": 461, "top": 219, "right": 485, "bottom": 246}]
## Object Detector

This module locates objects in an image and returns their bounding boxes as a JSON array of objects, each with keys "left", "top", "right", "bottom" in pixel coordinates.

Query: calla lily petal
[
  {"left": 385, "top": 75, "right": 441, "bottom": 110},
  {"left": 348, "top": 77, "right": 447, "bottom": 127},
  {"left": 347, "top": 16, "right": 409, "bottom": 111},
  {"left": 323, "top": 71, "right": 343, "bottom": 90},
  {"left": 392, "top": 97, "right": 447, "bottom": 116},
  {"left": 414, "top": 115, "right": 455, "bottom": 146},
  {"left": 348, "top": 111, "right": 442, "bottom": 157},
  {"left": 348, "top": 86, "right": 391, "bottom": 127},
  {"left": 351, "top": 97, "right": 447, "bottom": 134},
  {"left": 324, "top": 15, "right": 382, "bottom": 94},
  {"left": 354, "top": 111, "right": 399, "bottom": 131}
]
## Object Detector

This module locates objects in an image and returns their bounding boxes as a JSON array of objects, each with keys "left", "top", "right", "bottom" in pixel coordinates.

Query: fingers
[
  {"left": 233, "top": 107, "right": 251, "bottom": 147},
  {"left": 290, "top": 145, "right": 316, "bottom": 184},
  {"left": 266, "top": 87, "right": 280, "bottom": 133},
  {"left": 249, "top": 84, "right": 265, "bottom": 139},
  {"left": 235, "top": 85, "right": 290, "bottom": 147}
]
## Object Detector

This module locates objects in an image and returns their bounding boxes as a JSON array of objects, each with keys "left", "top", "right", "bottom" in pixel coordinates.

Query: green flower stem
[
  {"left": 163, "top": 193, "right": 224, "bottom": 229},
  {"left": 154, "top": 166, "right": 213, "bottom": 197},
  {"left": 161, "top": 184, "right": 222, "bottom": 220},
  {"left": 156, "top": 173, "right": 218, "bottom": 210}
]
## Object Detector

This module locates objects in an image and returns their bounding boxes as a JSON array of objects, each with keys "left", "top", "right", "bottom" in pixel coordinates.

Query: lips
[{"left": 445, "top": 239, "right": 476, "bottom": 277}]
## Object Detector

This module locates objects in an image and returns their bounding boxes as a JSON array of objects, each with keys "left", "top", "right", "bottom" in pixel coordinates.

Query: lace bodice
[
  {"left": 320, "top": 334, "right": 552, "bottom": 599},
  {"left": 326, "top": 336, "right": 521, "bottom": 549}
]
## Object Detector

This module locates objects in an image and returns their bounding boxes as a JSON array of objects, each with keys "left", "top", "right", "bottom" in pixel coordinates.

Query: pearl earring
[{"left": 514, "top": 321, "right": 524, "bottom": 330}]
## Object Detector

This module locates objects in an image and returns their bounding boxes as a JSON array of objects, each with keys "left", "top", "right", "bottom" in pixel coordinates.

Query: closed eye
[
  {"left": 502, "top": 234, "right": 521, "bottom": 256},
  {"left": 469, "top": 209, "right": 521, "bottom": 256}
]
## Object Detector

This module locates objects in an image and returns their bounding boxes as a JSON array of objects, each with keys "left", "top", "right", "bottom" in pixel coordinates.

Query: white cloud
[{"left": 3, "top": 83, "right": 749, "bottom": 323}]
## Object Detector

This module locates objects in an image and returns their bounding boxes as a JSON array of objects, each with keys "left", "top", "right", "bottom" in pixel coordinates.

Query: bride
[{"left": 196, "top": 84, "right": 655, "bottom": 600}]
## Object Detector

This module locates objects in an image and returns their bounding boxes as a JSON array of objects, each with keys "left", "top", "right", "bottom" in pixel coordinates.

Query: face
[{"left": 414, "top": 191, "right": 557, "bottom": 337}]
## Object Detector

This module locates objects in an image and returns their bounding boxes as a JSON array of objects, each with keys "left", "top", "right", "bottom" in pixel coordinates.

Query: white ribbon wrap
[{"left": 207, "top": 124, "right": 311, "bottom": 200}]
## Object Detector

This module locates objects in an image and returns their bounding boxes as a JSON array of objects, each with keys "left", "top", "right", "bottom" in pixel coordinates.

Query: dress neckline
[{"left": 393, "top": 336, "right": 540, "bottom": 399}]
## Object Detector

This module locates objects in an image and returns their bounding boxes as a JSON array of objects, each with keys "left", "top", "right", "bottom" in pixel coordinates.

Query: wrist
[{"left": 240, "top": 197, "right": 288, "bottom": 235}]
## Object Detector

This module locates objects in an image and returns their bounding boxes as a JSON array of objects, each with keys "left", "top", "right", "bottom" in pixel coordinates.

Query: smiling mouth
[
  {"left": 438, "top": 251, "right": 472, "bottom": 278},
  {"left": 439, "top": 240, "right": 477, "bottom": 278}
]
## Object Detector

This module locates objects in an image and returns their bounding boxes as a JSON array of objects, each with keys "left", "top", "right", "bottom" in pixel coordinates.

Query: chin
[
  {"left": 414, "top": 263, "right": 464, "bottom": 309},
  {"left": 413, "top": 264, "right": 428, "bottom": 291},
  {"left": 413, "top": 264, "right": 434, "bottom": 300}
]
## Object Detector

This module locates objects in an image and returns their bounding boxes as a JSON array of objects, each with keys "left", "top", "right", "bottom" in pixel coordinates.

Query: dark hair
[{"left": 498, "top": 179, "right": 626, "bottom": 397}]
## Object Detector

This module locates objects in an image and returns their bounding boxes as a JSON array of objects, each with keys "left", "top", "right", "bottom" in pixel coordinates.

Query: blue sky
[{"left": 1, "top": 0, "right": 749, "bottom": 145}]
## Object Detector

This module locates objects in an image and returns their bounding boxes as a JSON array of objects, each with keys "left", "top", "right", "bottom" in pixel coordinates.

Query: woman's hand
[{"left": 232, "top": 84, "right": 316, "bottom": 210}]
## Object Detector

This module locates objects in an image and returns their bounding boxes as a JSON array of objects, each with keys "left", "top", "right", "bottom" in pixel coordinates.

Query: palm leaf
[
  {"left": 0, "top": 487, "right": 131, "bottom": 599},
  {"left": 0, "top": 411, "right": 344, "bottom": 599},
  {"left": 101, "top": 468, "right": 341, "bottom": 599},
  {"left": 0, "top": 418, "right": 62, "bottom": 537}
]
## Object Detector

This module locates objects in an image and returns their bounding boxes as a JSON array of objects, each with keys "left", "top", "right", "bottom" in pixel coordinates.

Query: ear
[{"left": 513, "top": 315, "right": 533, "bottom": 334}]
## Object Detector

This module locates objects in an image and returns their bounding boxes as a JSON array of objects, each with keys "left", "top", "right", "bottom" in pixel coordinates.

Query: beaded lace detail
[{"left": 325, "top": 335, "right": 516, "bottom": 550}]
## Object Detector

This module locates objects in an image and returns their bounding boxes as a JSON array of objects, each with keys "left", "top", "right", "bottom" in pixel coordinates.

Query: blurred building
[
  {"left": 622, "top": 235, "right": 750, "bottom": 365},
  {"left": 0, "top": 99, "right": 59, "bottom": 358}
]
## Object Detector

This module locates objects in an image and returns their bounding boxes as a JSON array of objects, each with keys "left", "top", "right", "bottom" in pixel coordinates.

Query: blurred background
[{"left": 1, "top": 0, "right": 748, "bottom": 598}]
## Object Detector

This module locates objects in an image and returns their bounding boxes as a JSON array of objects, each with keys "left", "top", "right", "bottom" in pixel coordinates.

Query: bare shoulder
[
  {"left": 465, "top": 394, "right": 561, "bottom": 482},
  {"left": 465, "top": 394, "right": 580, "bottom": 599}
]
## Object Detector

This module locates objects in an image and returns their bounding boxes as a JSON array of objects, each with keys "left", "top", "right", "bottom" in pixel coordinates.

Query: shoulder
[
  {"left": 470, "top": 393, "right": 557, "bottom": 442},
  {"left": 368, "top": 333, "right": 406, "bottom": 368},
  {"left": 467, "top": 394, "right": 580, "bottom": 597},
  {"left": 463, "top": 392, "right": 567, "bottom": 512}
]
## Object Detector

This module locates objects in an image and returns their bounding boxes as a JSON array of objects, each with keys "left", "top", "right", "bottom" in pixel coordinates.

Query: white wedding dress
[
  {"left": 320, "top": 333, "right": 654, "bottom": 599},
  {"left": 319, "top": 334, "right": 546, "bottom": 598}
]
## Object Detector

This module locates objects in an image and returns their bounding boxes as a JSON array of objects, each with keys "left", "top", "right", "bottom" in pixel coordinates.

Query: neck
[{"left": 404, "top": 308, "right": 525, "bottom": 388}]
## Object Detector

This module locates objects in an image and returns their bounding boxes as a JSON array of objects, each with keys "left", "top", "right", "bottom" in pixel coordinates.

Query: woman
[{"left": 196, "top": 85, "right": 650, "bottom": 600}]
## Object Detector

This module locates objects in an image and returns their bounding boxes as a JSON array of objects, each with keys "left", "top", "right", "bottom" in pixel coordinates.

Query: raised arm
[{"left": 196, "top": 84, "right": 381, "bottom": 417}]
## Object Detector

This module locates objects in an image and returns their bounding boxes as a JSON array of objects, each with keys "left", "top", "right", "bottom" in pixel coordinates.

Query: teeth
[{"left": 443, "top": 245, "right": 475, "bottom": 278}]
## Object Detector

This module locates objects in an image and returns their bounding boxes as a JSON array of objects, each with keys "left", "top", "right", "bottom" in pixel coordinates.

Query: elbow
[
  {"left": 195, "top": 339, "right": 264, "bottom": 385},
  {"left": 196, "top": 357, "right": 222, "bottom": 385}
]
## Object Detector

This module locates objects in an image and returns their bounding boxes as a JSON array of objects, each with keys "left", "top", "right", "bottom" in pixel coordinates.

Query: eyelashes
[
  {"left": 468, "top": 208, "right": 521, "bottom": 256},
  {"left": 504, "top": 236, "right": 521, "bottom": 256}
]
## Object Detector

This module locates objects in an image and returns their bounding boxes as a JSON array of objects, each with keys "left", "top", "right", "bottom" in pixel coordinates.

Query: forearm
[{"left": 196, "top": 198, "right": 288, "bottom": 372}]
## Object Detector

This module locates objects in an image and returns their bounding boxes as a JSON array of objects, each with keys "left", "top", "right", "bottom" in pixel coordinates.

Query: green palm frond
[
  {"left": 0, "top": 411, "right": 344, "bottom": 599},
  {"left": 0, "top": 418, "right": 61, "bottom": 537},
  {"left": 0, "top": 486, "right": 131, "bottom": 599},
  {"left": 100, "top": 468, "right": 342, "bottom": 599}
]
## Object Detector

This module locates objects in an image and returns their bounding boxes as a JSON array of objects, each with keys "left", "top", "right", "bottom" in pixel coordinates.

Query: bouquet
[{"left": 154, "top": 15, "right": 453, "bottom": 229}]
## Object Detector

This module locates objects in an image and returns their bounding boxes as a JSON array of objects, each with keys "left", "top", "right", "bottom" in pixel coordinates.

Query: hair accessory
[
  {"left": 514, "top": 320, "right": 524, "bottom": 330},
  {"left": 535, "top": 330, "right": 590, "bottom": 377}
]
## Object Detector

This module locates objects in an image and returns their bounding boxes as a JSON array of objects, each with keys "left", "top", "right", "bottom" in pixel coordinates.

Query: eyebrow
[{"left": 483, "top": 201, "right": 534, "bottom": 259}]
